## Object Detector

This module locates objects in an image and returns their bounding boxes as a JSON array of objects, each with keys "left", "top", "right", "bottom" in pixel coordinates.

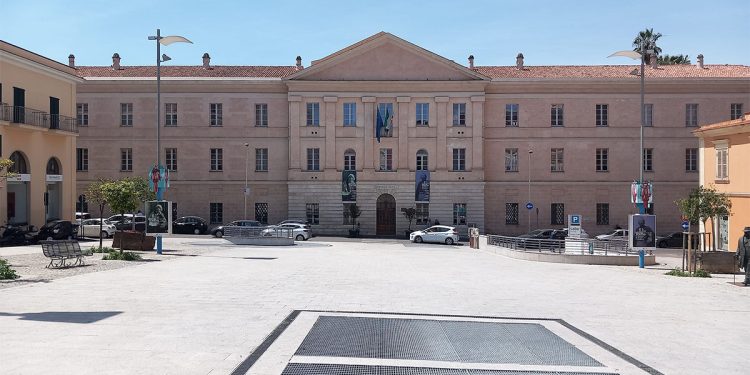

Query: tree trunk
[{"left": 99, "top": 204, "right": 105, "bottom": 250}]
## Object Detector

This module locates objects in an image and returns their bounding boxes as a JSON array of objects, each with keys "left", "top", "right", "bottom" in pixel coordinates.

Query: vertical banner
[
  {"left": 629, "top": 214, "right": 656, "bottom": 249},
  {"left": 146, "top": 200, "right": 170, "bottom": 234},
  {"left": 148, "top": 164, "right": 170, "bottom": 197},
  {"left": 341, "top": 170, "right": 357, "bottom": 201},
  {"left": 415, "top": 170, "right": 430, "bottom": 202}
]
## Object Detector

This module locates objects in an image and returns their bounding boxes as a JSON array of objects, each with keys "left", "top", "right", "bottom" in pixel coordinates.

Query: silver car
[
  {"left": 410, "top": 225, "right": 460, "bottom": 245},
  {"left": 78, "top": 219, "right": 117, "bottom": 238}
]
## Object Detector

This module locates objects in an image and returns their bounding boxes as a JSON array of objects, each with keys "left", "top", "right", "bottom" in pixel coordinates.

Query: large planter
[
  {"left": 112, "top": 231, "right": 156, "bottom": 251},
  {"left": 348, "top": 229, "right": 360, "bottom": 238},
  {"left": 698, "top": 251, "right": 737, "bottom": 274}
]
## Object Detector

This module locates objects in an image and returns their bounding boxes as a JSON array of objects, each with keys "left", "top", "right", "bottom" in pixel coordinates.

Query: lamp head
[{"left": 161, "top": 54, "right": 171, "bottom": 62}]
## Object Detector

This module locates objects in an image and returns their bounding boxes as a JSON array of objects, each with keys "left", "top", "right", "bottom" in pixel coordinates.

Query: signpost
[
  {"left": 681, "top": 221, "right": 690, "bottom": 231},
  {"left": 526, "top": 202, "right": 534, "bottom": 210}
]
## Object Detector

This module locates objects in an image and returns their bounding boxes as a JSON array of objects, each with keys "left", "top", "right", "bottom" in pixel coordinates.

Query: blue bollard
[
  {"left": 156, "top": 234, "right": 162, "bottom": 255},
  {"left": 638, "top": 249, "right": 645, "bottom": 268}
]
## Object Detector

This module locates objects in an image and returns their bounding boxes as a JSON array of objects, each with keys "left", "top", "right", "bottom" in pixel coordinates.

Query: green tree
[
  {"left": 401, "top": 207, "right": 416, "bottom": 231},
  {"left": 102, "top": 177, "right": 154, "bottom": 250},
  {"left": 85, "top": 179, "right": 111, "bottom": 251},
  {"left": 633, "top": 28, "right": 662, "bottom": 65},
  {"left": 0, "top": 158, "right": 14, "bottom": 181},
  {"left": 657, "top": 54, "right": 691, "bottom": 65},
  {"left": 675, "top": 185, "right": 732, "bottom": 251},
  {"left": 347, "top": 203, "right": 362, "bottom": 230}
]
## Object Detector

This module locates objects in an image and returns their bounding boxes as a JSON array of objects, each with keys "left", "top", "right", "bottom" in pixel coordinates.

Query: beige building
[
  {"left": 73, "top": 33, "right": 750, "bottom": 236},
  {"left": 1, "top": 41, "right": 81, "bottom": 229}
]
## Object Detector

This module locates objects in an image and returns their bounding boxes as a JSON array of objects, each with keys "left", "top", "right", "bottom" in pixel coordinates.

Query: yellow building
[
  {"left": 694, "top": 111, "right": 750, "bottom": 251},
  {"left": 0, "top": 41, "right": 81, "bottom": 229}
]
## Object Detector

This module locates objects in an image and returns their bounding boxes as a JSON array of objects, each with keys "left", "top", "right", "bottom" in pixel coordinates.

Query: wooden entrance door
[{"left": 376, "top": 194, "right": 396, "bottom": 236}]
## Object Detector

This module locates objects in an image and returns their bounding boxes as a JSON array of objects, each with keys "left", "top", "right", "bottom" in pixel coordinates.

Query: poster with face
[
  {"left": 341, "top": 170, "right": 357, "bottom": 201},
  {"left": 146, "top": 201, "right": 170, "bottom": 234},
  {"left": 415, "top": 170, "right": 430, "bottom": 202},
  {"left": 629, "top": 214, "right": 656, "bottom": 249}
]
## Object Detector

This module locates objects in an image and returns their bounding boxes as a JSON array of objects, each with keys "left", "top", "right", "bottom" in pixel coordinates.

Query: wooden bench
[{"left": 41, "top": 240, "right": 92, "bottom": 268}]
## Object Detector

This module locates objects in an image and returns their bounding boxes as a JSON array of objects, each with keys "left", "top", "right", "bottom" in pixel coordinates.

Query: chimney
[
  {"left": 468, "top": 55, "right": 475, "bottom": 69},
  {"left": 296, "top": 56, "right": 303, "bottom": 71},
  {"left": 112, "top": 53, "right": 121, "bottom": 70},
  {"left": 516, "top": 53, "right": 524, "bottom": 70},
  {"left": 697, "top": 54, "right": 704, "bottom": 69},
  {"left": 202, "top": 53, "right": 211, "bottom": 69},
  {"left": 68, "top": 54, "right": 75, "bottom": 68}
]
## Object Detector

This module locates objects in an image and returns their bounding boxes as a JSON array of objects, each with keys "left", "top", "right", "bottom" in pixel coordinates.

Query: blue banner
[{"left": 415, "top": 170, "right": 430, "bottom": 202}]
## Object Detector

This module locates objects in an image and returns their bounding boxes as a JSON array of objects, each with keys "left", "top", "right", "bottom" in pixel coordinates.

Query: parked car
[
  {"left": 37, "top": 220, "right": 77, "bottom": 241},
  {"left": 211, "top": 220, "right": 262, "bottom": 237},
  {"left": 262, "top": 223, "right": 311, "bottom": 241},
  {"left": 657, "top": 232, "right": 699, "bottom": 248},
  {"left": 551, "top": 227, "right": 589, "bottom": 240},
  {"left": 596, "top": 229, "right": 629, "bottom": 241},
  {"left": 114, "top": 216, "right": 146, "bottom": 232},
  {"left": 173, "top": 216, "right": 208, "bottom": 235},
  {"left": 75, "top": 212, "right": 91, "bottom": 224},
  {"left": 410, "top": 225, "right": 460, "bottom": 245},
  {"left": 78, "top": 219, "right": 117, "bottom": 238},
  {"left": 515, "top": 229, "right": 556, "bottom": 248},
  {"left": 278, "top": 219, "right": 314, "bottom": 237}
]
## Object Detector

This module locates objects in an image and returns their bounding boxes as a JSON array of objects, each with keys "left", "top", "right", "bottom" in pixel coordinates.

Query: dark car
[
  {"left": 516, "top": 229, "right": 556, "bottom": 249},
  {"left": 173, "top": 216, "right": 208, "bottom": 235},
  {"left": 37, "top": 220, "right": 77, "bottom": 241},
  {"left": 657, "top": 232, "right": 699, "bottom": 248},
  {"left": 210, "top": 220, "right": 262, "bottom": 238},
  {"left": 114, "top": 216, "right": 146, "bottom": 232}
]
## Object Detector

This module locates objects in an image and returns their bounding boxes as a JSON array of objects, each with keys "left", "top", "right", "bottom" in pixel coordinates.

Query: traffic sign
[
  {"left": 570, "top": 215, "right": 581, "bottom": 225},
  {"left": 681, "top": 221, "right": 690, "bottom": 231},
  {"left": 526, "top": 202, "right": 534, "bottom": 210}
]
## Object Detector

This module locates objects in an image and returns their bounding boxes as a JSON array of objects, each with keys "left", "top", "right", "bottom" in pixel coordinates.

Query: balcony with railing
[{"left": 0, "top": 103, "right": 78, "bottom": 134}]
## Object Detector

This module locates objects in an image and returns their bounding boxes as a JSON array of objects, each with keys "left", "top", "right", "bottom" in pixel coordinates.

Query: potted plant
[
  {"left": 347, "top": 204, "right": 362, "bottom": 237},
  {"left": 401, "top": 207, "right": 416, "bottom": 238}
]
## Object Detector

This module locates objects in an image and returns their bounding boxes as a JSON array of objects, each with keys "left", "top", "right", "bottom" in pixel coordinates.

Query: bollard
[
  {"left": 638, "top": 249, "right": 645, "bottom": 268},
  {"left": 156, "top": 234, "right": 162, "bottom": 255}
]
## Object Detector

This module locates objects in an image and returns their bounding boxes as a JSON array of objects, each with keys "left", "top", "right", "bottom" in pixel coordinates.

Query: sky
[{"left": 2, "top": 0, "right": 749, "bottom": 68}]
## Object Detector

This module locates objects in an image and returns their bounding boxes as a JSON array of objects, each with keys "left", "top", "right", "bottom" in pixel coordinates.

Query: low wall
[{"left": 481, "top": 238, "right": 656, "bottom": 266}]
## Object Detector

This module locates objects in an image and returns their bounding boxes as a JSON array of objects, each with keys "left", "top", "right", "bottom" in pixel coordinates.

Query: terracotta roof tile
[
  {"left": 693, "top": 113, "right": 750, "bottom": 133},
  {"left": 76, "top": 65, "right": 298, "bottom": 78},
  {"left": 473, "top": 64, "right": 750, "bottom": 79}
]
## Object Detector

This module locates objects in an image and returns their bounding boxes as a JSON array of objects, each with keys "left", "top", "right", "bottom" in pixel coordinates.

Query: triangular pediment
[{"left": 287, "top": 32, "right": 488, "bottom": 81}]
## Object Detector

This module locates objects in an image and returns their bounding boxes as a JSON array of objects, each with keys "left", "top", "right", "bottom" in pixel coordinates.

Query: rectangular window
[
  {"left": 76, "top": 103, "right": 88, "bottom": 126},
  {"left": 551, "top": 104, "right": 564, "bottom": 127},
  {"left": 255, "top": 203, "right": 268, "bottom": 224},
  {"left": 307, "top": 148, "right": 320, "bottom": 171},
  {"left": 165, "top": 148, "right": 177, "bottom": 171},
  {"left": 644, "top": 104, "right": 653, "bottom": 127},
  {"left": 165, "top": 103, "right": 177, "bottom": 126},
  {"left": 210, "top": 103, "right": 223, "bottom": 126},
  {"left": 416, "top": 151, "right": 428, "bottom": 171},
  {"left": 415, "top": 103, "right": 429, "bottom": 126},
  {"left": 306, "top": 203, "right": 319, "bottom": 225},
  {"left": 685, "top": 104, "right": 698, "bottom": 127},
  {"left": 210, "top": 148, "right": 223, "bottom": 171},
  {"left": 505, "top": 103, "right": 519, "bottom": 127},
  {"left": 120, "top": 148, "right": 132, "bottom": 172},
  {"left": 306, "top": 102, "right": 320, "bottom": 126},
  {"left": 76, "top": 148, "right": 88, "bottom": 171},
  {"left": 595, "top": 104, "right": 608, "bottom": 127},
  {"left": 209, "top": 203, "right": 223, "bottom": 224},
  {"left": 643, "top": 148, "right": 653, "bottom": 172},
  {"left": 119, "top": 103, "right": 133, "bottom": 126},
  {"left": 716, "top": 147, "right": 728, "bottom": 180},
  {"left": 255, "top": 103, "right": 268, "bottom": 127},
  {"left": 255, "top": 148, "right": 268, "bottom": 171},
  {"left": 343, "top": 102, "right": 356, "bottom": 126},
  {"left": 505, "top": 203, "right": 519, "bottom": 225},
  {"left": 344, "top": 152, "right": 356, "bottom": 171},
  {"left": 452, "top": 103, "right": 466, "bottom": 126},
  {"left": 551, "top": 148, "right": 564, "bottom": 172},
  {"left": 596, "top": 203, "right": 610, "bottom": 225},
  {"left": 685, "top": 148, "right": 698, "bottom": 172},
  {"left": 596, "top": 148, "right": 609, "bottom": 172},
  {"left": 551, "top": 203, "right": 565, "bottom": 225},
  {"left": 416, "top": 203, "right": 430, "bottom": 225},
  {"left": 452, "top": 148, "right": 466, "bottom": 171},
  {"left": 453, "top": 203, "right": 467, "bottom": 225},
  {"left": 379, "top": 148, "right": 393, "bottom": 171},
  {"left": 730, "top": 103, "right": 743, "bottom": 120},
  {"left": 504, "top": 148, "right": 518, "bottom": 172}
]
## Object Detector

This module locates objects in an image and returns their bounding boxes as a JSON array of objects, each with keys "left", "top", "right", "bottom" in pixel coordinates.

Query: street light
[
  {"left": 528, "top": 149, "right": 533, "bottom": 233},
  {"left": 244, "top": 143, "right": 249, "bottom": 220}
]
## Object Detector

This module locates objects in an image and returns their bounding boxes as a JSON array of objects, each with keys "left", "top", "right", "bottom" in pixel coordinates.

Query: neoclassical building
[{"left": 73, "top": 33, "right": 750, "bottom": 236}]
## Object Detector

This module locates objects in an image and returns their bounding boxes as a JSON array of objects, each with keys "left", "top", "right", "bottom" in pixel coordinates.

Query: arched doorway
[
  {"left": 7, "top": 151, "right": 30, "bottom": 224},
  {"left": 46, "top": 157, "right": 63, "bottom": 221},
  {"left": 376, "top": 194, "right": 396, "bottom": 236}
]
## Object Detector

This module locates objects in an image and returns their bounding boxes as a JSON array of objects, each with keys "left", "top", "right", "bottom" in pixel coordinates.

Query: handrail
[
  {"left": 486, "top": 234, "right": 631, "bottom": 255},
  {"left": 0, "top": 104, "right": 78, "bottom": 133}
]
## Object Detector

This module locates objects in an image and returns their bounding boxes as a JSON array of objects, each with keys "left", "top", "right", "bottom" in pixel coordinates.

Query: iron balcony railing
[
  {"left": 487, "top": 234, "right": 632, "bottom": 256},
  {"left": 0, "top": 103, "right": 78, "bottom": 133}
]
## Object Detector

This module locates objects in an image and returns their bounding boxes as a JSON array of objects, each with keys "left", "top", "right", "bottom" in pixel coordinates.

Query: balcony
[{"left": 0, "top": 103, "right": 78, "bottom": 134}]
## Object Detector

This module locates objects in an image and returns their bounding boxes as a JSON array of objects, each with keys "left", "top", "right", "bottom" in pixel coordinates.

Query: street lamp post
[
  {"left": 244, "top": 143, "right": 249, "bottom": 220},
  {"left": 528, "top": 149, "right": 533, "bottom": 233}
]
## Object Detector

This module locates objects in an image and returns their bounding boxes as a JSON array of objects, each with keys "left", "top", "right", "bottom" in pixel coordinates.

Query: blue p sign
[{"left": 571, "top": 215, "right": 581, "bottom": 225}]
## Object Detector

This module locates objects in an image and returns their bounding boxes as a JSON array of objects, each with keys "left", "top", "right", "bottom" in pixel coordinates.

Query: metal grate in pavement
[{"left": 281, "top": 363, "right": 619, "bottom": 375}]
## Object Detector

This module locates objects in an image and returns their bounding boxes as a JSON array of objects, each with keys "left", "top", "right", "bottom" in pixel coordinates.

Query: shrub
[
  {"left": 102, "top": 251, "right": 142, "bottom": 261},
  {"left": 0, "top": 258, "right": 20, "bottom": 280},
  {"left": 90, "top": 246, "right": 117, "bottom": 253},
  {"left": 665, "top": 267, "right": 711, "bottom": 278},
  {"left": 693, "top": 269, "right": 712, "bottom": 278}
]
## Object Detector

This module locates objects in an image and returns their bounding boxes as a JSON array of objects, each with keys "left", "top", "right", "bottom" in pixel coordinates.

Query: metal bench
[{"left": 41, "top": 240, "right": 91, "bottom": 268}]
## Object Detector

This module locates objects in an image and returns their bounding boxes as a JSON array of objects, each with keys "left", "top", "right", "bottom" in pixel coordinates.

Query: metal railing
[
  {"left": 0, "top": 104, "right": 78, "bottom": 133},
  {"left": 487, "top": 234, "right": 631, "bottom": 256}
]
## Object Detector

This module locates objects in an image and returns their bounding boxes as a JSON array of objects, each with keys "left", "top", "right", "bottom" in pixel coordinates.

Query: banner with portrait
[
  {"left": 415, "top": 170, "right": 430, "bottom": 202},
  {"left": 146, "top": 200, "right": 171, "bottom": 234},
  {"left": 341, "top": 170, "right": 357, "bottom": 201},
  {"left": 629, "top": 214, "right": 656, "bottom": 250}
]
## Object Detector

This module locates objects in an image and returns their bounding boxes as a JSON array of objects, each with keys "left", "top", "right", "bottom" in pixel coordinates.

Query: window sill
[
  {"left": 255, "top": 125, "right": 268, "bottom": 128},
  {"left": 452, "top": 124, "right": 467, "bottom": 127},
  {"left": 714, "top": 179, "right": 730, "bottom": 184},
  {"left": 551, "top": 170, "right": 565, "bottom": 173},
  {"left": 120, "top": 125, "right": 133, "bottom": 127},
  {"left": 164, "top": 125, "right": 178, "bottom": 127},
  {"left": 505, "top": 170, "right": 519, "bottom": 173},
  {"left": 685, "top": 170, "right": 698, "bottom": 173},
  {"left": 255, "top": 170, "right": 268, "bottom": 173},
  {"left": 120, "top": 170, "right": 133, "bottom": 173},
  {"left": 416, "top": 123, "right": 429, "bottom": 127},
  {"left": 209, "top": 125, "right": 223, "bottom": 127},
  {"left": 209, "top": 170, "right": 223, "bottom": 172},
  {"left": 377, "top": 170, "right": 397, "bottom": 172},
  {"left": 343, "top": 124, "right": 357, "bottom": 127},
  {"left": 77, "top": 170, "right": 88, "bottom": 172},
  {"left": 596, "top": 170, "right": 609, "bottom": 173},
  {"left": 304, "top": 170, "right": 321, "bottom": 172},
  {"left": 551, "top": 125, "right": 564, "bottom": 128}
]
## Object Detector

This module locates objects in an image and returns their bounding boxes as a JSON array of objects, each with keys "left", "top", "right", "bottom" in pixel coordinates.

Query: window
[
  {"left": 551, "top": 203, "right": 565, "bottom": 225},
  {"left": 307, "top": 148, "right": 320, "bottom": 171},
  {"left": 209, "top": 203, "right": 223, "bottom": 224},
  {"left": 76, "top": 148, "right": 88, "bottom": 171},
  {"left": 416, "top": 150, "right": 428, "bottom": 171},
  {"left": 644, "top": 104, "right": 653, "bottom": 127},
  {"left": 306, "top": 102, "right": 320, "bottom": 126},
  {"left": 121, "top": 103, "right": 133, "bottom": 126},
  {"left": 452, "top": 103, "right": 466, "bottom": 126},
  {"left": 344, "top": 149, "right": 356, "bottom": 171},
  {"left": 643, "top": 148, "right": 653, "bottom": 172},
  {"left": 551, "top": 148, "right": 564, "bottom": 172},
  {"left": 379, "top": 148, "right": 393, "bottom": 171},
  {"left": 416, "top": 103, "right": 429, "bottom": 126},
  {"left": 551, "top": 104, "right": 564, "bottom": 127},
  {"left": 343, "top": 203, "right": 356, "bottom": 225},
  {"left": 210, "top": 103, "right": 222, "bottom": 126},
  {"left": 452, "top": 148, "right": 466, "bottom": 171},
  {"left": 596, "top": 148, "right": 608, "bottom": 172},
  {"left": 306, "top": 203, "right": 319, "bottom": 225},
  {"left": 716, "top": 146, "right": 728, "bottom": 180},
  {"left": 255, "top": 203, "right": 268, "bottom": 224},
  {"left": 505, "top": 104, "right": 519, "bottom": 127},
  {"left": 256, "top": 148, "right": 268, "bottom": 171},
  {"left": 76, "top": 103, "right": 88, "bottom": 126},
  {"left": 453, "top": 203, "right": 467, "bottom": 225},
  {"left": 731, "top": 103, "right": 743, "bottom": 120},
  {"left": 255, "top": 104, "right": 268, "bottom": 127},
  {"left": 120, "top": 148, "right": 132, "bottom": 172},
  {"left": 165, "top": 103, "right": 177, "bottom": 126},
  {"left": 416, "top": 203, "right": 429, "bottom": 225},
  {"left": 343, "top": 102, "right": 356, "bottom": 126},
  {"left": 505, "top": 148, "right": 518, "bottom": 172},
  {"left": 596, "top": 203, "right": 609, "bottom": 225},
  {"left": 685, "top": 148, "right": 698, "bottom": 172},
  {"left": 505, "top": 203, "right": 519, "bottom": 225},
  {"left": 210, "top": 148, "right": 223, "bottom": 171},
  {"left": 685, "top": 104, "right": 698, "bottom": 127},
  {"left": 595, "top": 104, "right": 608, "bottom": 127},
  {"left": 166, "top": 148, "right": 177, "bottom": 171}
]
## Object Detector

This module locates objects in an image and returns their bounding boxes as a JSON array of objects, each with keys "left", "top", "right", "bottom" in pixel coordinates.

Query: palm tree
[
  {"left": 657, "top": 54, "right": 691, "bottom": 65},
  {"left": 633, "top": 28, "right": 663, "bottom": 64}
]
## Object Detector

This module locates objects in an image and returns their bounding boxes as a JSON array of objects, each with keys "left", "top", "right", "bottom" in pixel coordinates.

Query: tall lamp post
[
  {"left": 528, "top": 149, "right": 533, "bottom": 233},
  {"left": 147, "top": 29, "right": 192, "bottom": 254},
  {"left": 244, "top": 143, "right": 249, "bottom": 220}
]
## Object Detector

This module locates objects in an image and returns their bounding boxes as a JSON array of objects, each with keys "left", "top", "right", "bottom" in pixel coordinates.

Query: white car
[
  {"left": 262, "top": 223, "right": 311, "bottom": 241},
  {"left": 596, "top": 229, "right": 629, "bottom": 241},
  {"left": 78, "top": 219, "right": 117, "bottom": 238},
  {"left": 410, "top": 225, "right": 460, "bottom": 245}
]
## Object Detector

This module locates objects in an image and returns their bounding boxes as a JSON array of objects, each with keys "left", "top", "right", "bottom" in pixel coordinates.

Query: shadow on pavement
[{"left": 0, "top": 311, "right": 123, "bottom": 324}]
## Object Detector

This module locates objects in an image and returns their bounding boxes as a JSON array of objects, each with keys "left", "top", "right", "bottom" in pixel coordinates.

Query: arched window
[
  {"left": 46, "top": 157, "right": 61, "bottom": 175},
  {"left": 416, "top": 149, "right": 428, "bottom": 171},
  {"left": 344, "top": 149, "right": 356, "bottom": 171},
  {"left": 9, "top": 151, "right": 29, "bottom": 174}
]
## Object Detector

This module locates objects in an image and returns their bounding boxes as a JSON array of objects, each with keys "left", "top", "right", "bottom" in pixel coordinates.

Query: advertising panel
[
  {"left": 146, "top": 201, "right": 171, "bottom": 234},
  {"left": 629, "top": 214, "right": 656, "bottom": 249}
]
